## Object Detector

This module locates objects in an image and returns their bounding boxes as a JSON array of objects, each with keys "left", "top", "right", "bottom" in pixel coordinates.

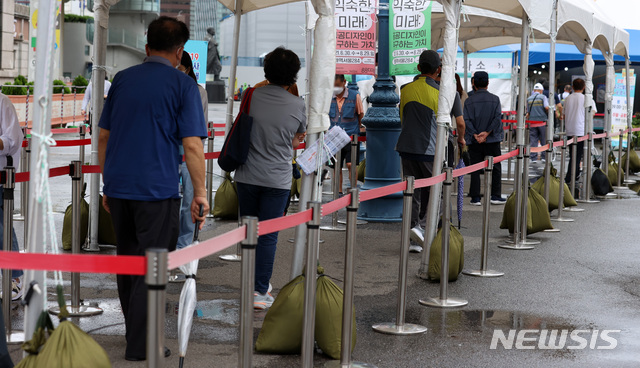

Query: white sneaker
[
  {"left": 11, "top": 276, "right": 23, "bottom": 301},
  {"left": 410, "top": 226, "right": 424, "bottom": 244},
  {"left": 409, "top": 242, "right": 423, "bottom": 253},
  {"left": 254, "top": 291, "right": 275, "bottom": 310}
]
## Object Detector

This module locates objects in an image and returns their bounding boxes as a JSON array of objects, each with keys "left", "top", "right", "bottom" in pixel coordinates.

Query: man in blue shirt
[
  {"left": 98, "top": 16, "right": 208, "bottom": 361},
  {"left": 464, "top": 71, "right": 505, "bottom": 206}
]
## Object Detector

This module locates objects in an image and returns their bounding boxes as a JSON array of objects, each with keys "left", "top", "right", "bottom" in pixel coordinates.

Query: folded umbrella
[{"left": 456, "top": 158, "right": 465, "bottom": 229}]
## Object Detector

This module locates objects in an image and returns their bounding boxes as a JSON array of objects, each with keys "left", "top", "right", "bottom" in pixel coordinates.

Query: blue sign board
[{"left": 184, "top": 40, "right": 208, "bottom": 86}]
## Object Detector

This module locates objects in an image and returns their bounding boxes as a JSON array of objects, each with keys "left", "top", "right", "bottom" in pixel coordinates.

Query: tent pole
[
  {"left": 290, "top": 0, "right": 316, "bottom": 280},
  {"left": 418, "top": 0, "right": 462, "bottom": 278},
  {"left": 463, "top": 41, "right": 468, "bottom": 91},
  {"left": 604, "top": 53, "right": 614, "bottom": 175},
  {"left": 510, "top": 51, "right": 519, "bottom": 112},
  {"left": 625, "top": 56, "right": 632, "bottom": 180},
  {"left": 544, "top": 0, "right": 557, "bottom": 206},
  {"left": 23, "top": 0, "right": 57, "bottom": 338},
  {"left": 88, "top": 0, "right": 110, "bottom": 252},
  {"left": 224, "top": 0, "right": 244, "bottom": 136},
  {"left": 582, "top": 44, "right": 595, "bottom": 200}
]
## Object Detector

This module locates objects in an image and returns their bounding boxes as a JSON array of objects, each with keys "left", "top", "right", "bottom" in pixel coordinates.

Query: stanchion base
[
  {"left": 603, "top": 193, "right": 618, "bottom": 198},
  {"left": 551, "top": 217, "right": 574, "bottom": 222},
  {"left": 49, "top": 304, "right": 103, "bottom": 317},
  {"left": 287, "top": 238, "right": 325, "bottom": 244},
  {"left": 503, "top": 237, "right": 541, "bottom": 245},
  {"left": 612, "top": 186, "right": 629, "bottom": 190},
  {"left": 82, "top": 243, "right": 101, "bottom": 252},
  {"left": 206, "top": 214, "right": 214, "bottom": 219},
  {"left": 324, "top": 361, "right": 378, "bottom": 368},
  {"left": 419, "top": 297, "right": 468, "bottom": 308},
  {"left": 12, "top": 214, "right": 24, "bottom": 221},
  {"left": 543, "top": 228, "right": 561, "bottom": 233},
  {"left": 462, "top": 269, "right": 504, "bottom": 277},
  {"left": 498, "top": 243, "right": 535, "bottom": 250},
  {"left": 623, "top": 179, "right": 637, "bottom": 185},
  {"left": 564, "top": 207, "right": 584, "bottom": 212},
  {"left": 6, "top": 331, "right": 24, "bottom": 344},
  {"left": 372, "top": 322, "right": 428, "bottom": 335},
  {"left": 320, "top": 225, "right": 346, "bottom": 232},
  {"left": 337, "top": 219, "right": 368, "bottom": 225},
  {"left": 219, "top": 254, "right": 241, "bottom": 262},
  {"left": 576, "top": 199, "right": 600, "bottom": 204}
]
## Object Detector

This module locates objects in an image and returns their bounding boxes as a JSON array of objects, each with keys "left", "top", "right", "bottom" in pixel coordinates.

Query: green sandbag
[
  {"left": 607, "top": 163, "right": 619, "bottom": 187},
  {"left": 212, "top": 173, "right": 238, "bottom": 219},
  {"left": 531, "top": 174, "right": 577, "bottom": 211},
  {"left": 621, "top": 148, "right": 640, "bottom": 173},
  {"left": 15, "top": 311, "right": 55, "bottom": 368},
  {"left": 61, "top": 199, "right": 89, "bottom": 251},
  {"left": 255, "top": 275, "right": 305, "bottom": 354},
  {"left": 315, "top": 275, "right": 356, "bottom": 360},
  {"left": 34, "top": 286, "right": 111, "bottom": 368},
  {"left": 98, "top": 195, "right": 118, "bottom": 245},
  {"left": 357, "top": 158, "right": 366, "bottom": 183},
  {"left": 629, "top": 182, "right": 640, "bottom": 193},
  {"left": 427, "top": 224, "right": 464, "bottom": 282},
  {"left": 500, "top": 189, "right": 554, "bottom": 234}
]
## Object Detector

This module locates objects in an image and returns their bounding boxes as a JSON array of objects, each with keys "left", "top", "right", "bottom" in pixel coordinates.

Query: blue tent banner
[{"left": 185, "top": 40, "right": 208, "bottom": 87}]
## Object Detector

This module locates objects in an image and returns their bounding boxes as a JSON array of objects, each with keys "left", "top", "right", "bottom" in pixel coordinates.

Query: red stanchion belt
[
  {"left": 592, "top": 133, "right": 607, "bottom": 139},
  {"left": 258, "top": 209, "right": 313, "bottom": 236},
  {"left": 168, "top": 226, "right": 247, "bottom": 269},
  {"left": 53, "top": 138, "right": 92, "bottom": 147},
  {"left": 494, "top": 149, "right": 519, "bottom": 164},
  {"left": 414, "top": 173, "right": 446, "bottom": 189},
  {"left": 531, "top": 144, "right": 550, "bottom": 153},
  {"left": 82, "top": 165, "right": 101, "bottom": 174},
  {"left": 360, "top": 181, "right": 407, "bottom": 202},
  {"left": 204, "top": 151, "right": 220, "bottom": 160},
  {"left": 577, "top": 135, "right": 589, "bottom": 142},
  {"left": 0, "top": 251, "right": 145, "bottom": 275},
  {"left": 26, "top": 128, "right": 81, "bottom": 135},
  {"left": 321, "top": 194, "right": 352, "bottom": 216},
  {"left": 15, "top": 165, "right": 72, "bottom": 183},
  {"left": 453, "top": 161, "right": 488, "bottom": 178}
]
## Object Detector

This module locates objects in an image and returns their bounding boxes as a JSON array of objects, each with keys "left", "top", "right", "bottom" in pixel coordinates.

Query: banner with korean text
[
  {"left": 335, "top": 0, "right": 377, "bottom": 75},
  {"left": 389, "top": 1, "right": 432, "bottom": 76},
  {"left": 611, "top": 70, "right": 636, "bottom": 147}
]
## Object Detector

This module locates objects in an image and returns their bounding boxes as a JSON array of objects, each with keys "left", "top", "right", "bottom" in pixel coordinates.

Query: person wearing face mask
[
  {"left": 98, "top": 16, "right": 208, "bottom": 361},
  {"left": 329, "top": 74, "right": 364, "bottom": 193}
]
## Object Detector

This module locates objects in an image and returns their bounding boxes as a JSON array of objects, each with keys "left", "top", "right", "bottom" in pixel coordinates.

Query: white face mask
[{"left": 333, "top": 86, "right": 345, "bottom": 96}]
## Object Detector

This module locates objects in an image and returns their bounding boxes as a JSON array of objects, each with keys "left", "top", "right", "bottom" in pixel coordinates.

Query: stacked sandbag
[
  {"left": 500, "top": 189, "right": 554, "bottom": 234},
  {"left": 531, "top": 168, "right": 577, "bottom": 211},
  {"left": 428, "top": 224, "right": 464, "bottom": 282}
]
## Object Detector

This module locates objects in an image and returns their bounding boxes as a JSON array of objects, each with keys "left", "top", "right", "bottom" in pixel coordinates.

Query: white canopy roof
[
  {"left": 459, "top": 0, "right": 554, "bottom": 35},
  {"left": 218, "top": 0, "right": 302, "bottom": 14}
]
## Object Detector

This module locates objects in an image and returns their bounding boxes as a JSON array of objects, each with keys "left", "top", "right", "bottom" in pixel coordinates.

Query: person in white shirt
[
  {"left": 0, "top": 93, "right": 25, "bottom": 300},
  {"left": 81, "top": 76, "right": 112, "bottom": 116},
  {"left": 561, "top": 84, "right": 572, "bottom": 101},
  {"left": 562, "top": 78, "right": 596, "bottom": 186}
]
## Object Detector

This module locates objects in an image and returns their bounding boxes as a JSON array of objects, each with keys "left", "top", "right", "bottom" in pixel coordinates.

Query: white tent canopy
[{"left": 218, "top": 0, "right": 302, "bottom": 14}]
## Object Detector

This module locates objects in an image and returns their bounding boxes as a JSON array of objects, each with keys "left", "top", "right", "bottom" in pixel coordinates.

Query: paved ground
[{"left": 4, "top": 103, "right": 640, "bottom": 367}]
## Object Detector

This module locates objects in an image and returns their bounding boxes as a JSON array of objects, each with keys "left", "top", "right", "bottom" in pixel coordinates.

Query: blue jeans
[
  {"left": 177, "top": 162, "right": 195, "bottom": 250},
  {"left": 0, "top": 190, "right": 22, "bottom": 278},
  {"left": 530, "top": 126, "right": 547, "bottom": 161},
  {"left": 237, "top": 182, "right": 290, "bottom": 294}
]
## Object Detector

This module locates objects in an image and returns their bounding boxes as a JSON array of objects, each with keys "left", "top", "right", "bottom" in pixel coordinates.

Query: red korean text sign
[{"left": 335, "top": 0, "right": 377, "bottom": 75}]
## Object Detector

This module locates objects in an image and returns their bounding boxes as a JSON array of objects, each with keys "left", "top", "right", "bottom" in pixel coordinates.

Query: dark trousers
[
  {"left": 237, "top": 182, "right": 290, "bottom": 294},
  {"left": 468, "top": 142, "right": 502, "bottom": 199},
  {"left": 565, "top": 138, "right": 584, "bottom": 184},
  {"left": 108, "top": 197, "right": 180, "bottom": 360},
  {"left": 401, "top": 159, "right": 434, "bottom": 228}
]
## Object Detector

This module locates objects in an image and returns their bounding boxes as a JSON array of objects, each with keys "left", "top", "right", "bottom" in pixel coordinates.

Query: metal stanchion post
[
  {"left": 321, "top": 149, "right": 345, "bottom": 231},
  {"left": 206, "top": 122, "right": 215, "bottom": 219},
  {"left": 2, "top": 162, "right": 24, "bottom": 343},
  {"left": 614, "top": 130, "right": 625, "bottom": 189},
  {"left": 14, "top": 128, "right": 27, "bottom": 221},
  {"left": 543, "top": 140, "right": 553, "bottom": 205},
  {"left": 518, "top": 146, "right": 541, "bottom": 244},
  {"left": 552, "top": 138, "right": 573, "bottom": 223},
  {"left": 326, "top": 189, "right": 377, "bottom": 368},
  {"left": 577, "top": 133, "right": 599, "bottom": 203},
  {"left": 505, "top": 125, "right": 513, "bottom": 182},
  {"left": 463, "top": 157, "right": 504, "bottom": 277},
  {"left": 23, "top": 138, "right": 30, "bottom": 244},
  {"left": 302, "top": 202, "right": 321, "bottom": 368},
  {"left": 50, "top": 162, "right": 103, "bottom": 317},
  {"left": 419, "top": 168, "right": 468, "bottom": 308},
  {"left": 239, "top": 216, "right": 258, "bottom": 368},
  {"left": 339, "top": 135, "right": 366, "bottom": 226},
  {"left": 499, "top": 146, "right": 535, "bottom": 250},
  {"left": 146, "top": 248, "right": 168, "bottom": 368},
  {"left": 373, "top": 177, "right": 427, "bottom": 334},
  {"left": 78, "top": 125, "right": 86, "bottom": 192},
  {"left": 623, "top": 130, "right": 636, "bottom": 185},
  {"left": 564, "top": 140, "right": 584, "bottom": 212}
]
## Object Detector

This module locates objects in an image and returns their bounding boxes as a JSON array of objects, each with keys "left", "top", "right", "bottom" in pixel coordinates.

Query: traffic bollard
[
  {"left": 146, "top": 248, "right": 168, "bottom": 368},
  {"left": 419, "top": 168, "right": 468, "bottom": 308},
  {"left": 373, "top": 177, "right": 428, "bottom": 335},
  {"left": 577, "top": 133, "right": 599, "bottom": 203},
  {"left": 302, "top": 202, "right": 322, "bottom": 368},
  {"left": 326, "top": 189, "right": 378, "bottom": 368},
  {"left": 2, "top": 162, "right": 24, "bottom": 344},
  {"left": 321, "top": 149, "right": 345, "bottom": 231},
  {"left": 463, "top": 157, "right": 504, "bottom": 277},
  {"left": 50, "top": 162, "right": 103, "bottom": 317},
  {"left": 339, "top": 135, "right": 367, "bottom": 226},
  {"left": 552, "top": 138, "right": 573, "bottom": 222},
  {"left": 206, "top": 122, "right": 215, "bottom": 219},
  {"left": 239, "top": 216, "right": 258, "bottom": 368},
  {"left": 614, "top": 130, "right": 625, "bottom": 189},
  {"left": 564, "top": 140, "right": 584, "bottom": 212},
  {"left": 499, "top": 146, "right": 535, "bottom": 250}
]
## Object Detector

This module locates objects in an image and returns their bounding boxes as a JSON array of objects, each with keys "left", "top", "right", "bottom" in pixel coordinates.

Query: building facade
[{"left": 0, "top": 1, "right": 30, "bottom": 83}]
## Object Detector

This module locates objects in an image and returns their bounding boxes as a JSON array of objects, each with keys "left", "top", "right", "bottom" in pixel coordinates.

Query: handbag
[{"left": 217, "top": 88, "right": 256, "bottom": 172}]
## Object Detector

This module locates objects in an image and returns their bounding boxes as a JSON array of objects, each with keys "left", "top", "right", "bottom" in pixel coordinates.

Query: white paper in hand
[{"left": 297, "top": 126, "right": 351, "bottom": 175}]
